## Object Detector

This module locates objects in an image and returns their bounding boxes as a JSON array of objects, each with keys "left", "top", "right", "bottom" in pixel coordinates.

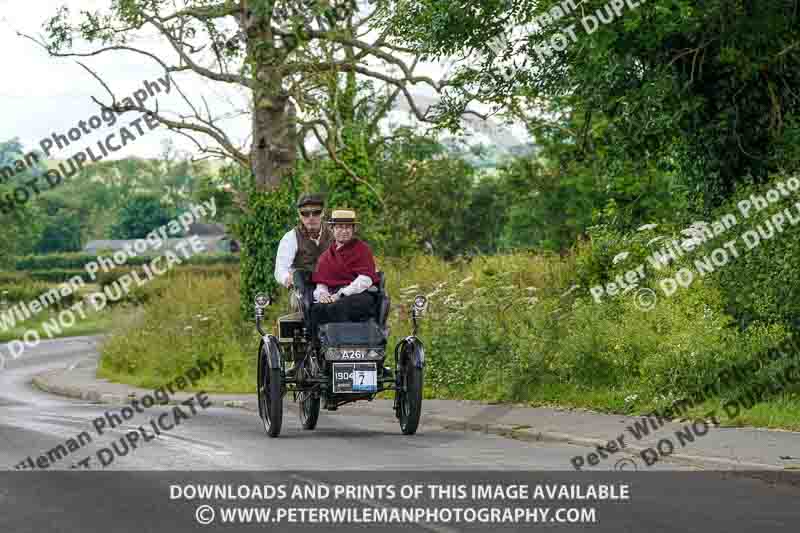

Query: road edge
[{"left": 31, "top": 368, "right": 785, "bottom": 472}]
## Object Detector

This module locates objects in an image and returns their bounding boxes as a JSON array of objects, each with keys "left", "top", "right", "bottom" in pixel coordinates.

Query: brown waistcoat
[{"left": 291, "top": 224, "right": 333, "bottom": 271}]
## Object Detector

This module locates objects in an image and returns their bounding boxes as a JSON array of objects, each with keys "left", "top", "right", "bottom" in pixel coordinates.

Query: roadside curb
[
  {"left": 31, "top": 367, "right": 790, "bottom": 472},
  {"left": 216, "top": 397, "right": 783, "bottom": 471}
]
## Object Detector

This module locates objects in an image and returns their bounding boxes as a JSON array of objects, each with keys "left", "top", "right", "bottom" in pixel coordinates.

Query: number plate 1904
[{"left": 333, "top": 362, "right": 377, "bottom": 393}]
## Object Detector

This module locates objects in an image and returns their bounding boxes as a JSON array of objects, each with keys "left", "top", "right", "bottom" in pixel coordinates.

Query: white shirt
[
  {"left": 274, "top": 229, "right": 299, "bottom": 287},
  {"left": 274, "top": 228, "right": 327, "bottom": 287},
  {"left": 313, "top": 275, "right": 374, "bottom": 302}
]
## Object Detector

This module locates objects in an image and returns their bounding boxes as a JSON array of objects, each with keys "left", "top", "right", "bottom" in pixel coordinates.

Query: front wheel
[
  {"left": 398, "top": 358, "right": 423, "bottom": 435},
  {"left": 259, "top": 355, "right": 283, "bottom": 437}
]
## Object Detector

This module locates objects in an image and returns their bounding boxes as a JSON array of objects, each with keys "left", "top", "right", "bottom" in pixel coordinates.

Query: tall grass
[{"left": 96, "top": 252, "right": 800, "bottom": 429}]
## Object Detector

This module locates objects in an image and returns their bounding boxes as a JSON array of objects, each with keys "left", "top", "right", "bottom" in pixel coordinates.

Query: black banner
[{"left": 1, "top": 471, "right": 799, "bottom": 532}]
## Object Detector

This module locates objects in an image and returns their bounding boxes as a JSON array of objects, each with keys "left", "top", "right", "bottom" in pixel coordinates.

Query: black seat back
[
  {"left": 293, "top": 270, "right": 315, "bottom": 325},
  {"left": 375, "top": 272, "right": 391, "bottom": 329},
  {"left": 295, "top": 269, "right": 390, "bottom": 331}
]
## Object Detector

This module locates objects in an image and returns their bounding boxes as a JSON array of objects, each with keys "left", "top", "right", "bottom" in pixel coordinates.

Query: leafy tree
[
  {"left": 35, "top": 0, "right": 447, "bottom": 310},
  {"left": 110, "top": 194, "right": 177, "bottom": 239},
  {"left": 0, "top": 139, "right": 45, "bottom": 265},
  {"left": 375, "top": 132, "right": 475, "bottom": 257},
  {"left": 33, "top": 195, "right": 90, "bottom": 253},
  {"left": 386, "top": 0, "right": 800, "bottom": 210},
  {"left": 34, "top": 214, "right": 84, "bottom": 253}
]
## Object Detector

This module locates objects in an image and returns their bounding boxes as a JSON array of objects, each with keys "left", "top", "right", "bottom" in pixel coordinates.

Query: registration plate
[{"left": 333, "top": 362, "right": 377, "bottom": 393}]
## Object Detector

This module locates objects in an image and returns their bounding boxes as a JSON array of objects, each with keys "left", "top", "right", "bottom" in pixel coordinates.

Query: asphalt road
[
  {"left": 0, "top": 336, "right": 654, "bottom": 471},
  {"left": 2, "top": 337, "right": 799, "bottom": 533}
]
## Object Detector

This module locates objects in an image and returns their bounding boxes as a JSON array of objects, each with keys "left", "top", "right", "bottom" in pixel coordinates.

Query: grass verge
[{"left": 95, "top": 254, "right": 800, "bottom": 432}]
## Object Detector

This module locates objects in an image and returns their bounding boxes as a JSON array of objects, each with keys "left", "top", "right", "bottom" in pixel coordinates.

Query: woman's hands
[{"left": 319, "top": 292, "right": 340, "bottom": 304}]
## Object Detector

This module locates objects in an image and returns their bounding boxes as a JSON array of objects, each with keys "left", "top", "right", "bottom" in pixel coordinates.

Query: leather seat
[{"left": 292, "top": 270, "right": 390, "bottom": 333}]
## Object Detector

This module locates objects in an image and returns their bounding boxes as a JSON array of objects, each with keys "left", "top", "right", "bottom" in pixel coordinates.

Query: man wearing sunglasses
[{"left": 274, "top": 193, "right": 334, "bottom": 289}]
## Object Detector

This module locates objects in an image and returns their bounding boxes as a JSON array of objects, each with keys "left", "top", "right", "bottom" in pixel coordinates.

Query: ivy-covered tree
[{"left": 32, "top": 0, "right": 451, "bottom": 310}]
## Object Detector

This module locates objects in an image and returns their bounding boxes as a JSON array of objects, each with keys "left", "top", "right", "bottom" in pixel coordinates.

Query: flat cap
[{"left": 296, "top": 193, "right": 325, "bottom": 208}]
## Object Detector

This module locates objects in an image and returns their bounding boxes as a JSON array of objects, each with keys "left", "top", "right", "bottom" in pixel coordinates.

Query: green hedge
[
  {"left": 14, "top": 252, "right": 240, "bottom": 271},
  {"left": 710, "top": 178, "right": 800, "bottom": 330},
  {"left": 0, "top": 272, "right": 26, "bottom": 284},
  {"left": 96, "top": 265, "right": 239, "bottom": 288},
  {"left": 29, "top": 269, "right": 92, "bottom": 283},
  {"left": 0, "top": 270, "right": 94, "bottom": 284},
  {"left": 0, "top": 282, "right": 78, "bottom": 307}
]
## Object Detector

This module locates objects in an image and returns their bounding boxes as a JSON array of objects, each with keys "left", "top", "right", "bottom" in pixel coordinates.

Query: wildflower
[
  {"left": 646, "top": 236, "right": 664, "bottom": 247},
  {"left": 561, "top": 284, "right": 580, "bottom": 298},
  {"left": 426, "top": 288, "right": 442, "bottom": 299},
  {"left": 612, "top": 251, "right": 630, "bottom": 265},
  {"left": 637, "top": 223, "right": 658, "bottom": 232},
  {"left": 624, "top": 394, "right": 639, "bottom": 403},
  {"left": 621, "top": 283, "right": 637, "bottom": 294},
  {"left": 525, "top": 286, "right": 538, "bottom": 292}
]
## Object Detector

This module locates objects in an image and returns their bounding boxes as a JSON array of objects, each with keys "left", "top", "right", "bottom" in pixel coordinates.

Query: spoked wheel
[
  {"left": 259, "top": 346, "right": 283, "bottom": 437},
  {"left": 298, "top": 391, "right": 320, "bottom": 430},
  {"left": 398, "top": 354, "right": 423, "bottom": 435}
]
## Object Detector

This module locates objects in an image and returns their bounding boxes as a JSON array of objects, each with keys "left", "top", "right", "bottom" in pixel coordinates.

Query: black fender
[
  {"left": 395, "top": 336, "right": 425, "bottom": 369},
  {"left": 259, "top": 336, "right": 283, "bottom": 370}
]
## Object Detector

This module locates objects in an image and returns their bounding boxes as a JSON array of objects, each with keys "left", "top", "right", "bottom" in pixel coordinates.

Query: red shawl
[{"left": 312, "top": 238, "right": 379, "bottom": 288}]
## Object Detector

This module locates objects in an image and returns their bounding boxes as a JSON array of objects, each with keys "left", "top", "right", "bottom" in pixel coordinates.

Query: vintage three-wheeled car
[{"left": 254, "top": 271, "right": 427, "bottom": 437}]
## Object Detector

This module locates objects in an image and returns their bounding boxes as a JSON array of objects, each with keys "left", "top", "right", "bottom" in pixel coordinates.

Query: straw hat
[{"left": 327, "top": 209, "right": 359, "bottom": 224}]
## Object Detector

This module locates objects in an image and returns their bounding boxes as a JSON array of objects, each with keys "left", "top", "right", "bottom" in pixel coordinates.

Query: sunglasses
[{"left": 299, "top": 209, "right": 323, "bottom": 217}]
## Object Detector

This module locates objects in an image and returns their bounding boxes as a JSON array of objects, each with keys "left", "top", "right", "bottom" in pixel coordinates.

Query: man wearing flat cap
[
  {"left": 274, "top": 193, "right": 334, "bottom": 289},
  {"left": 311, "top": 208, "right": 380, "bottom": 324}
]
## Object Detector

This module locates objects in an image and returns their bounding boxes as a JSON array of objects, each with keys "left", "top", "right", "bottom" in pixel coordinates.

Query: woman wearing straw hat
[{"left": 310, "top": 208, "right": 380, "bottom": 325}]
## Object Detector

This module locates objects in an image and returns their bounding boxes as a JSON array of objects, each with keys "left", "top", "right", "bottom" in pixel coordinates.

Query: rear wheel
[
  {"left": 299, "top": 390, "right": 320, "bottom": 429},
  {"left": 259, "top": 347, "right": 283, "bottom": 437},
  {"left": 398, "top": 354, "right": 423, "bottom": 435}
]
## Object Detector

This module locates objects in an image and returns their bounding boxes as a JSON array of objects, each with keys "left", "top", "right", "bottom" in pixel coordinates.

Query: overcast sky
[
  {"left": 0, "top": 0, "right": 261, "bottom": 162},
  {"left": 0, "top": 1, "right": 524, "bottom": 164}
]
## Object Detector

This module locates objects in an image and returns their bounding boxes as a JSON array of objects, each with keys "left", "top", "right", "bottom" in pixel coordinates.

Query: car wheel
[
  {"left": 259, "top": 348, "right": 283, "bottom": 438},
  {"left": 298, "top": 391, "right": 320, "bottom": 430},
  {"left": 398, "top": 351, "right": 423, "bottom": 435}
]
